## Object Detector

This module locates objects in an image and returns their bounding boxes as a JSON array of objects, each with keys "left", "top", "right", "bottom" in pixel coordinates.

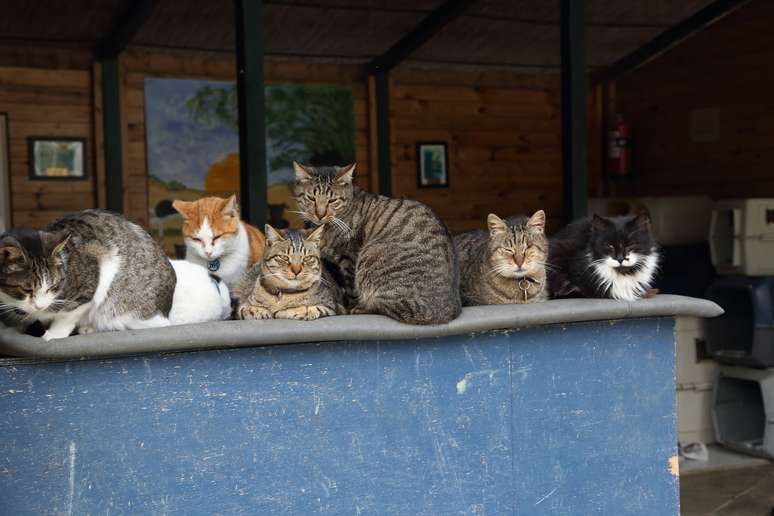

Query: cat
[
  {"left": 548, "top": 213, "right": 660, "bottom": 301},
  {"left": 168, "top": 260, "right": 231, "bottom": 325},
  {"left": 292, "top": 162, "right": 461, "bottom": 325},
  {"left": 0, "top": 210, "right": 176, "bottom": 340},
  {"left": 235, "top": 225, "right": 343, "bottom": 321},
  {"left": 173, "top": 195, "right": 265, "bottom": 291},
  {"left": 454, "top": 211, "right": 548, "bottom": 305}
]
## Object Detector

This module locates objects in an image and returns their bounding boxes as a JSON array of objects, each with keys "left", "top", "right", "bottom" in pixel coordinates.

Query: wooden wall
[
  {"left": 614, "top": 0, "right": 774, "bottom": 199},
  {"left": 390, "top": 82, "right": 562, "bottom": 232},
  {"left": 0, "top": 66, "right": 96, "bottom": 227},
  {"left": 1, "top": 48, "right": 568, "bottom": 233}
]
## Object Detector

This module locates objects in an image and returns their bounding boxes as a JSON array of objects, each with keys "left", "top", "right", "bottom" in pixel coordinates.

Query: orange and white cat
[{"left": 172, "top": 195, "right": 265, "bottom": 291}]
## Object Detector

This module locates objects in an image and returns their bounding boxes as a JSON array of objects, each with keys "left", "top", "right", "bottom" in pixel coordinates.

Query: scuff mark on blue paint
[
  {"left": 534, "top": 486, "right": 558, "bottom": 506},
  {"left": 66, "top": 441, "right": 76, "bottom": 516},
  {"left": 456, "top": 369, "right": 503, "bottom": 394}
]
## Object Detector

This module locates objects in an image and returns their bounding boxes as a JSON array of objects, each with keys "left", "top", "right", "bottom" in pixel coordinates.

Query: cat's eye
[
  {"left": 192, "top": 237, "right": 202, "bottom": 243},
  {"left": 212, "top": 235, "right": 220, "bottom": 242},
  {"left": 303, "top": 194, "right": 314, "bottom": 202},
  {"left": 303, "top": 256, "right": 318, "bottom": 264}
]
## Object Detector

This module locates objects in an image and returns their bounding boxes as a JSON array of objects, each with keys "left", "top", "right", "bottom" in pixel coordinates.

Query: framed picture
[
  {"left": 416, "top": 142, "right": 449, "bottom": 188},
  {"left": 28, "top": 137, "right": 87, "bottom": 180}
]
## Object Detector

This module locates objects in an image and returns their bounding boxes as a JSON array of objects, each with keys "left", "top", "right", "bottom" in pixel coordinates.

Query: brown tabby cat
[
  {"left": 292, "top": 162, "right": 460, "bottom": 325},
  {"left": 235, "top": 225, "right": 343, "bottom": 321},
  {"left": 454, "top": 211, "right": 548, "bottom": 306}
]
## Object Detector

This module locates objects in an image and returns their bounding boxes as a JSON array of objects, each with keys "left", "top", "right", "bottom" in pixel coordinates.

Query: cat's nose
[
  {"left": 315, "top": 207, "right": 327, "bottom": 220},
  {"left": 513, "top": 255, "right": 524, "bottom": 267},
  {"left": 290, "top": 263, "right": 302, "bottom": 276}
]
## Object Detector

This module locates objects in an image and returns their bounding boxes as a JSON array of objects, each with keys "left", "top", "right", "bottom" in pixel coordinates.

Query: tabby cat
[
  {"left": 292, "top": 162, "right": 460, "bottom": 325},
  {"left": 454, "top": 211, "right": 548, "bottom": 305},
  {"left": 235, "top": 225, "right": 343, "bottom": 321},
  {"left": 173, "top": 195, "right": 265, "bottom": 290},
  {"left": 0, "top": 210, "right": 176, "bottom": 340},
  {"left": 548, "top": 213, "right": 660, "bottom": 301}
]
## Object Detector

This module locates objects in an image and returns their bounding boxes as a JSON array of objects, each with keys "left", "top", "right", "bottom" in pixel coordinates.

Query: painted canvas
[{"left": 144, "top": 78, "right": 355, "bottom": 255}]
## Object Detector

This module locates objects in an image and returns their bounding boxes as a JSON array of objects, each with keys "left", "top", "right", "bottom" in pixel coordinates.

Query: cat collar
[{"left": 207, "top": 259, "right": 220, "bottom": 272}]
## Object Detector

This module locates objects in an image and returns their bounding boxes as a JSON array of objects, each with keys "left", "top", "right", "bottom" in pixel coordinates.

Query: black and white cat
[{"left": 548, "top": 213, "right": 660, "bottom": 301}]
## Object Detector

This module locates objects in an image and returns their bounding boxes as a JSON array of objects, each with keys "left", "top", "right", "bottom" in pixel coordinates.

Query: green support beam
[
  {"left": 101, "top": 59, "right": 123, "bottom": 213},
  {"left": 560, "top": 0, "right": 588, "bottom": 222},
  {"left": 374, "top": 72, "right": 392, "bottom": 197},
  {"left": 234, "top": 0, "right": 268, "bottom": 227}
]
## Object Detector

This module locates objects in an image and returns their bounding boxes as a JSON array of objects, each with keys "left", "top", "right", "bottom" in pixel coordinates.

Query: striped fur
[
  {"left": 292, "top": 162, "right": 461, "bottom": 325},
  {"left": 234, "top": 226, "right": 343, "bottom": 321},
  {"left": 454, "top": 211, "right": 548, "bottom": 306}
]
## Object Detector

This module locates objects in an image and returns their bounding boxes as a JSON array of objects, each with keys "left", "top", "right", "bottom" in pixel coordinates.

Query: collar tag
[{"left": 207, "top": 259, "right": 220, "bottom": 272}]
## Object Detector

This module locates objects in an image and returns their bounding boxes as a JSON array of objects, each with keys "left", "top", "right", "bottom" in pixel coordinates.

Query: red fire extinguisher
[{"left": 608, "top": 114, "right": 631, "bottom": 178}]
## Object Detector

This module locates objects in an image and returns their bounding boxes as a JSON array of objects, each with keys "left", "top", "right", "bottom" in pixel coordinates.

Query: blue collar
[{"left": 207, "top": 259, "right": 220, "bottom": 272}]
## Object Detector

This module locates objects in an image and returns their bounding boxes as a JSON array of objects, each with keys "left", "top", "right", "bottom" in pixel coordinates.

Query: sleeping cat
[
  {"left": 548, "top": 213, "right": 660, "bottom": 301},
  {"left": 168, "top": 260, "right": 231, "bottom": 325},
  {"left": 173, "top": 195, "right": 265, "bottom": 291},
  {"left": 455, "top": 211, "right": 548, "bottom": 305},
  {"left": 235, "top": 225, "right": 343, "bottom": 321},
  {"left": 292, "top": 162, "right": 460, "bottom": 325},
  {"left": 0, "top": 210, "right": 176, "bottom": 340}
]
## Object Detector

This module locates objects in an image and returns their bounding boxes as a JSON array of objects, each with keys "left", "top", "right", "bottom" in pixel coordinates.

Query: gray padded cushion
[{"left": 0, "top": 295, "right": 722, "bottom": 359}]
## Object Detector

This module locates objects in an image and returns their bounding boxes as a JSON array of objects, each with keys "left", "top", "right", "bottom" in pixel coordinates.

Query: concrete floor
[{"left": 681, "top": 464, "right": 774, "bottom": 515}]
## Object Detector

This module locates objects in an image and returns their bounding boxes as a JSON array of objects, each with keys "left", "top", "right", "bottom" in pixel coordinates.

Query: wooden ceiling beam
[
  {"left": 366, "top": 0, "right": 477, "bottom": 74},
  {"left": 94, "top": 0, "right": 157, "bottom": 59},
  {"left": 593, "top": 0, "right": 752, "bottom": 83}
]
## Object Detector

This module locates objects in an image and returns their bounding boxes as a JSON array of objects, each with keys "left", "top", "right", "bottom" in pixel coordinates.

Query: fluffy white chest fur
[
  {"left": 169, "top": 260, "right": 231, "bottom": 324},
  {"left": 185, "top": 221, "right": 250, "bottom": 291},
  {"left": 592, "top": 252, "right": 660, "bottom": 301}
]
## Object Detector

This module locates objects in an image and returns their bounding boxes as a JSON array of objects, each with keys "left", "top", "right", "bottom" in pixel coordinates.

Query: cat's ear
[
  {"left": 591, "top": 214, "right": 609, "bottom": 231},
  {"left": 632, "top": 206, "right": 652, "bottom": 228},
  {"left": 334, "top": 163, "right": 356, "bottom": 185},
  {"left": 50, "top": 233, "right": 70, "bottom": 260},
  {"left": 527, "top": 210, "right": 546, "bottom": 233},
  {"left": 222, "top": 195, "right": 239, "bottom": 217},
  {"left": 172, "top": 200, "right": 192, "bottom": 219},
  {"left": 293, "top": 161, "right": 314, "bottom": 183},
  {"left": 0, "top": 241, "right": 24, "bottom": 271},
  {"left": 264, "top": 224, "right": 285, "bottom": 246},
  {"left": 487, "top": 213, "right": 507, "bottom": 237},
  {"left": 305, "top": 225, "right": 325, "bottom": 244}
]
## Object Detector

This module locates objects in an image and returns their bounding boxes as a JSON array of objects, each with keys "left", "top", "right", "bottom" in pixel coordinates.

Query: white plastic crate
[
  {"left": 588, "top": 196, "right": 713, "bottom": 245},
  {"left": 678, "top": 388, "right": 715, "bottom": 444},
  {"left": 710, "top": 198, "right": 774, "bottom": 276}
]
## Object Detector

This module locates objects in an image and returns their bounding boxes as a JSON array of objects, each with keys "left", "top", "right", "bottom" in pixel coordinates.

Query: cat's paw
[
  {"left": 42, "top": 329, "right": 70, "bottom": 341},
  {"left": 274, "top": 306, "right": 314, "bottom": 320},
  {"left": 349, "top": 304, "right": 372, "bottom": 315},
  {"left": 78, "top": 325, "right": 96, "bottom": 335},
  {"left": 237, "top": 304, "right": 272, "bottom": 320}
]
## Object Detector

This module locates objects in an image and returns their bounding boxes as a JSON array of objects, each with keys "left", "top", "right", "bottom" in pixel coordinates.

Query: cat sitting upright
[
  {"left": 173, "top": 195, "right": 265, "bottom": 291},
  {"left": 454, "top": 211, "right": 548, "bottom": 305},
  {"left": 548, "top": 212, "right": 660, "bottom": 301},
  {"left": 235, "top": 225, "right": 344, "bottom": 321}
]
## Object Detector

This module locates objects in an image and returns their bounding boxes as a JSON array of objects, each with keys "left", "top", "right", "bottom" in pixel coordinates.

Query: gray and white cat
[
  {"left": 235, "top": 225, "right": 343, "bottom": 321},
  {"left": 292, "top": 162, "right": 461, "bottom": 325},
  {"left": 0, "top": 210, "right": 176, "bottom": 340},
  {"left": 454, "top": 211, "right": 548, "bottom": 305}
]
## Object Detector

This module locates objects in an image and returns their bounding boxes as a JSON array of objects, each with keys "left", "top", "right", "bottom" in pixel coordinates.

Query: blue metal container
[{"left": 0, "top": 296, "right": 721, "bottom": 515}]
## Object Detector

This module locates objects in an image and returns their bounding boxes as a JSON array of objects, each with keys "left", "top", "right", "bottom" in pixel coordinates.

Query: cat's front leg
[
  {"left": 42, "top": 319, "right": 77, "bottom": 341},
  {"left": 275, "top": 305, "right": 335, "bottom": 320},
  {"left": 237, "top": 303, "right": 272, "bottom": 320}
]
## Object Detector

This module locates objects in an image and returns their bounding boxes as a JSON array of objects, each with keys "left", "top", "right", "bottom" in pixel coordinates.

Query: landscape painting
[{"left": 144, "top": 78, "right": 355, "bottom": 254}]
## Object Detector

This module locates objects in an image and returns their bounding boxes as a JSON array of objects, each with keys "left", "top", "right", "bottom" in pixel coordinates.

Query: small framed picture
[
  {"left": 416, "top": 142, "right": 449, "bottom": 188},
  {"left": 28, "top": 137, "right": 87, "bottom": 180}
]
